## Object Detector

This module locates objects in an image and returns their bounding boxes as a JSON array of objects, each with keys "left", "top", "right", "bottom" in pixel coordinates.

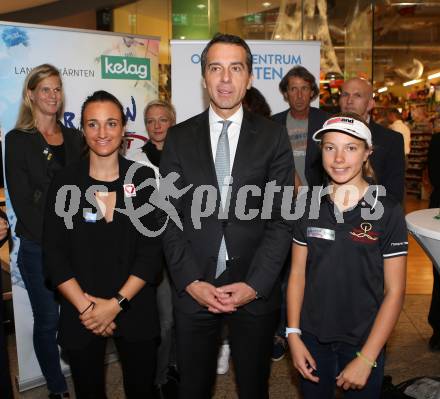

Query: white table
[{"left": 406, "top": 208, "right": 440, "bottom": 272}]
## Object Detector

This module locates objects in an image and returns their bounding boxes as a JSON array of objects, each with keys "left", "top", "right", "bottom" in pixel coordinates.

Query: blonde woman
[
  {"left": 129, "top": 99, "right": 176, "bottom": 172},
  {"left": 126, "top": 99, "right": 178, "bottom": 394},
  {"left": 5, "top": 64, "right": 82, "bottom": 399}
]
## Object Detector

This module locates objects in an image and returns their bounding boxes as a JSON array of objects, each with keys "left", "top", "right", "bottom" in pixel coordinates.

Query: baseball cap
[{"left": 312, "top": 116, "right": 372, "bottom": 147}]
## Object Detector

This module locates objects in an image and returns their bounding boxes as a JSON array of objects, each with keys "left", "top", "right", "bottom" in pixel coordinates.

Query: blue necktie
[{"left": 214, "top": 120, "right": 232, "bottom": 278}]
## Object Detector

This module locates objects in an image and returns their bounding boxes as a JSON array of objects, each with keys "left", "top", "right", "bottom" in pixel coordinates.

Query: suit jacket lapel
[
  {"left": 231, "top": 110, "right": 257, "bottom": 185},
  {"left": 198, "top": 109, "right": 257, "bottom": 192},
  {"left": 196, "top": 109, "right": 218, "bottom": 187}
]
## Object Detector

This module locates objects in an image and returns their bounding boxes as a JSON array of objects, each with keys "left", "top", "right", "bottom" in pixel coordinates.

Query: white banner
[
  {"left": 0, "top": 21, "right": 159, "bottom": 391},
  {"left": 171, "top": 40, "right": 320, "bottom": 123}
]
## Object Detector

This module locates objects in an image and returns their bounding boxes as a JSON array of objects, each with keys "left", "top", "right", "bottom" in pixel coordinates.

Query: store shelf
[{"left": 405, "top": 121, "right": 433, "bottom": 198}]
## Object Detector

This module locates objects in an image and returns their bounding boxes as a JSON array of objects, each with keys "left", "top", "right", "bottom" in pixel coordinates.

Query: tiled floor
[{"left": 7, "top": 196, "right": 440, "bottom": 398}]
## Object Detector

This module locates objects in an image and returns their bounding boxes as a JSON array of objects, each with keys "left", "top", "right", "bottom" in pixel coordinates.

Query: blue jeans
[
  {"left": 17, "top": 238, "right": 67, "bottom": 394},
  {"left": 301, "top": 331, "right": 384, "bottom": 399}
]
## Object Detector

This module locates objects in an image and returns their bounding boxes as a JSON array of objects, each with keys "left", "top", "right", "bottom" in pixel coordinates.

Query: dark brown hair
[
  {"left": 80, "top": 90, "right": 126, "bottom": 129},
  {"left": 201, "top": 33, "right": 252, "bottom": 77},
  {"left": 243, "top": 87, "right": 271, "bottom": 119},
  {"left": 279, "top": 66, "right": 319, "bottom": 101}
]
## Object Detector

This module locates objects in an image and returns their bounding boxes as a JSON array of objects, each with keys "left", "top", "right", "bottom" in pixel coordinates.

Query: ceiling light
[
  {"left": 262, "top": 2, "right": 271, "bottom": 7},
  {"left": 196, "top": 4, "right": 206, "bottom": 9},
  {"left": 378, "top": 87, "right": 388, "bottom": 93},
  {"left": 180, "top": 36, "right": 186, "bottom": 40},
  {"left": 403, "top": 79, "right": 423, "bottom": 87},
  {"left": 390, "top": 2, "right": 421, "bottom": 5},
  {"left": 428, "top": 72, "right": 440, "bottom": 80},
  {"left": 274, "top": 34, "right": 281, "bottom": 39}
]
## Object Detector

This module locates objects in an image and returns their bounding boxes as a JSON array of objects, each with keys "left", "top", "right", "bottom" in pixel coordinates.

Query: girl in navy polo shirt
[{"left": 287, "top": 113, "right": 407, "bottom": 398}]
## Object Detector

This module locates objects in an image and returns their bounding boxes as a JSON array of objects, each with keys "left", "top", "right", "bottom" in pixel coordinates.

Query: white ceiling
[{"left": 0, "top": 0, "right": 58, "bottom": 14}]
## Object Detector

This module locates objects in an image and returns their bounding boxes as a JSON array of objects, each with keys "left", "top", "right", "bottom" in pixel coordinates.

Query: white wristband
[{"left": 285, "top": 327, "right": 302, "bottom": 337}]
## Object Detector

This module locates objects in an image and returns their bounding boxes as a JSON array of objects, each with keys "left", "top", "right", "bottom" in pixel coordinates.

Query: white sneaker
[{"left": 216, "top": 343, "right": 231, "bottom": 375}]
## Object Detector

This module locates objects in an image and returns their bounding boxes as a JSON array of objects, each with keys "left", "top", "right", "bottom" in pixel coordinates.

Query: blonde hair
[
  {"left": 15, "top": 64, "right": 63, "bottom": 131},
  {"left": 144, "top": 100, "right": 176, "bottom": 125},
  {"left": 362, "top": 158, "right": 376, "bottom": 183}
]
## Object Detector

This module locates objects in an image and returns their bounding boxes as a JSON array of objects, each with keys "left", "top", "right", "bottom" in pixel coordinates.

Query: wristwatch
[{"left": 114, "top": 293, "right": 130, "bottom": 312}]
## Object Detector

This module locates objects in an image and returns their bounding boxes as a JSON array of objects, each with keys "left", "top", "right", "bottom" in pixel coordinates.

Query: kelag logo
[{"left": 101, "top": 55, "right": 150, "bottom": 80}]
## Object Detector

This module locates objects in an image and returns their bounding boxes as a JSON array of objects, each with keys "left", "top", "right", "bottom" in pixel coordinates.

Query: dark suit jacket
[
  {"left": 5, "top": 124, "right": 83, "bottom": 243},
  {"left": 43, "top": 156, "right": 163, "bottom": 349},
  {"left": 369, "top": 121, "right": 405, "bottom": 203},
  {"left": 272, "top": 106, "right": 330, "bottom": 187},
  {"left": 159, "top": 109, "right": 294, "bottom": 315},
  {"left": 428, "top": 133, "right": 440, "bottom": 208}
]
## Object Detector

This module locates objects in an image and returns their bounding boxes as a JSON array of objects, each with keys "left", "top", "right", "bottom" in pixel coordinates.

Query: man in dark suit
[
  {"left": 272, "top": 66, "right": 330, "bottom": 191},
  {"left": 339, "top": 77, "right": 405, "bottom": 203},
  {"left": 159, "top": 33, "right": 294, "bottom": 398}
]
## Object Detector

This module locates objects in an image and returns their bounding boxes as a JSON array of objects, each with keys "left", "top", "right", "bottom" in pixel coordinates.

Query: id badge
[
  {"left": 307, "top": 227, "right": 335, "bottom": 241},
  {"left": 83, "top": 211, "right": 97, "bottom": 223}
]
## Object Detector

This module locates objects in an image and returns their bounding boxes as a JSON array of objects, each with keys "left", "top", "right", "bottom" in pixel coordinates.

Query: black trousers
[
  {"left": 175, "top": 308, "right": 279, "bottom": 399},
  {"left": 0, "top": 270, "right": 13, "bottom": 399},
  {"left": 65, "top": 336, "right": 157, "bottom": 399},
  {"left": 428, "top": 197, "right": 440, "bottom": 334},
  {"left": 429, "top": 264, "right": 440, "bottom": 333}
]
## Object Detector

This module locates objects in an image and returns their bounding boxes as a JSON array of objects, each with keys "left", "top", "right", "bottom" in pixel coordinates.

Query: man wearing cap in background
[{"left": 339, "top": 77, "right": 405, "bottom": 202}]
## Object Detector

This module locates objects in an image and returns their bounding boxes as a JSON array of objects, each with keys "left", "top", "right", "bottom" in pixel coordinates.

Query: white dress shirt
[
  {"left": 389, "top": 119, "right": 411, "bottom": 155},
  {"left": 209, "top": 105, "right": 243, "bottom": 260},
  {"left": 209, "top": 105, "right": 243, "bottom": 174}
]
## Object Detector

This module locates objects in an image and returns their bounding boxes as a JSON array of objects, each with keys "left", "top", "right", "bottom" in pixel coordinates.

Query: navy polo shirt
[{"left": 293, "top": 186, "right": 408, "bottom": 346}]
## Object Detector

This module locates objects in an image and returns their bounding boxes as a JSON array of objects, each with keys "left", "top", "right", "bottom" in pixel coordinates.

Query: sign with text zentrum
[{"left": 171, "top": 40, "right": 320, "bottom": 123}]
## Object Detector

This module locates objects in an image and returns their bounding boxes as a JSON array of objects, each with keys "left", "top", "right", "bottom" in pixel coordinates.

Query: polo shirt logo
[
  {"left": 123, "top": 184, "right": 136, "bottom": 197},
  {"left": 349, "top": 222, "right": 379, "bottom": 243}
]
